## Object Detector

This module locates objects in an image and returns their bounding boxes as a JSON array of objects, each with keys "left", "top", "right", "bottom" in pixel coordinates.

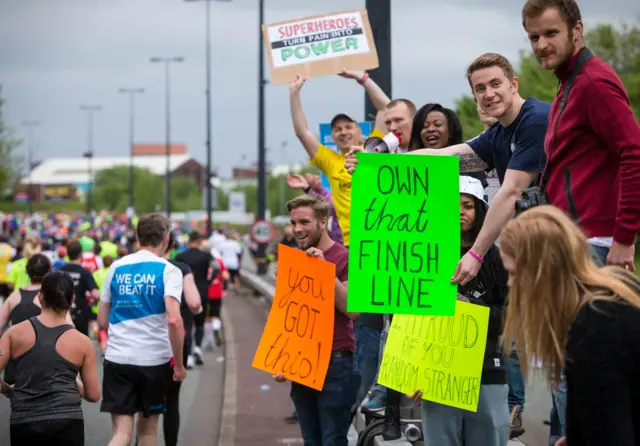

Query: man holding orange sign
[{"left": 252, "top": 194, "right": 360, "bottom": 446}]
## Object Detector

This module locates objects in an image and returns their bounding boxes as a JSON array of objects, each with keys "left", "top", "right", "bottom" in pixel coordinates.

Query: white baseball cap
[{"left": 460, "top": 176, "right": 489, "bottom": 206}]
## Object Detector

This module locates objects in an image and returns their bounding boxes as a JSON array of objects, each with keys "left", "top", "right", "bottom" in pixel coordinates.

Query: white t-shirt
[
  {"left": 101, "top": 249, "right": 183, "bottom": 366},
  {"left": 218, "top": 239, "right": 242, "bottom": 271},
  {"left": 209, "top": 232, "right": 227, "bottom": 252}
]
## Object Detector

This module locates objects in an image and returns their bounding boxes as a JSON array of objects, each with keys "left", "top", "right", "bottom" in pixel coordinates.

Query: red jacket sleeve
[{"left": 587, "top": 75, "right": 640, "bottom": 245}]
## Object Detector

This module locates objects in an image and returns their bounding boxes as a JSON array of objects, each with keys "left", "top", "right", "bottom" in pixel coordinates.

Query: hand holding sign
[
  {"left": 289, "top": 73, "right": 306, "bottom": 94},
  {"left": 344, "top": 146, "right": 363, "bottom": 174},
  {"left": 252, "top": 244, "right": 336, "bottom": 391},
  {"left": 338, "top": 68, "right": 366, "bottom": 81}
]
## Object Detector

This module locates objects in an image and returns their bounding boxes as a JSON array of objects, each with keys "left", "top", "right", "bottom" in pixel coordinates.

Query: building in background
[{"left": 21, "top": 144, "right": 208, "bottom": 202}]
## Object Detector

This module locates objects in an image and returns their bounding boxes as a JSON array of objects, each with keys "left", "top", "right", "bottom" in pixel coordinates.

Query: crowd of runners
[{"left": 0, "top": 212, "right": 244, "bottom": 445}]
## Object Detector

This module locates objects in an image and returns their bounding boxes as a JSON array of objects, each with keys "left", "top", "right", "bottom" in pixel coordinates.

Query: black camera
[{"left": 515, "top": 187, "right": 547, "bottom": 215}]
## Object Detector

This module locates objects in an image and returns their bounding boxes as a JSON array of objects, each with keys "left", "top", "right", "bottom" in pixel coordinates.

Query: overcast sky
[{"left": 1, "top": 0, "right": 636, "bottom": 178}]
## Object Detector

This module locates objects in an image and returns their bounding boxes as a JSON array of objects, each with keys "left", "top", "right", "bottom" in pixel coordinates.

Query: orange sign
[{"left": 252, "top": 244, "right": 336, "bottom": 390}]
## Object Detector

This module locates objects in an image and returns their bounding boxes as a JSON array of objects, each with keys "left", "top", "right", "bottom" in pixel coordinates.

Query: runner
[
  {"left": 218, "top": 232, "right": 242, "bottom": 291},
  {"left": 58, "top": 241, "right": 100, "bottom": 336},
  {"left": 98, "top": 213, "right": 185, "bottom": 446},
  {"left": 176, "top": 231, "right": 215, "bottom": 366},
  {"left": 7, "top": 238, "right": 40, "bottom": 291},
  {"left": 206, "top": 248, "right": 228, "bottom": 348},
  {"left": 0, "top": 271, "right": 101, "bottom": 446},
  {"left": 0, "top": 234, "right": 15, "bottom": 300},
  {"left": 163, "top": 231, "right": 203, "bottom": 445}
]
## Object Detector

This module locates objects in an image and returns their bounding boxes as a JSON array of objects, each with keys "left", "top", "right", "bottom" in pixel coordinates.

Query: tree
[
  {"left": 92, "top": 166, "right": 202, "bottom": 214},
  {"left": 456, "top": 23, "right": 640, "bottom": 139},
  {"left": 0, "top": 89, "right": 23, "bottom": 196}
]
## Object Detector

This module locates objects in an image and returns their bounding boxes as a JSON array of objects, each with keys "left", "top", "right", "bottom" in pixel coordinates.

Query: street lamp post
[
  {"left": 185, "top": 0, "right": 231, "bottom": 237},
  {"left": 80, "top": 105, "right": 102, "bottom": 215},
  {"left": 118, "top": 88, "right": 145, "bottom": 214},
  {"left": 365, "top": 0, "right": 392, "bottom": 120},
  {"left": 150, "top": 57, "right": 184, "bottom": 218},
  {"left": 256, "top": 0, "right": 268, "bottom": 274},
  {"left": 22, "top": 120, "right": 40, "bottom": 214}
]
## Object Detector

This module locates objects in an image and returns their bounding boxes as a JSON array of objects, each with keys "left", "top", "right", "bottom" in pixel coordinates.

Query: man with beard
[
  {"left": 522, "top": 0, "right": 640, "bottom": 270},
  {"left": 521, "top": 1, "right": 640, "bottom": 444},
  {"left": 273, "top": 194, "right": 360, "bottom": 446}
]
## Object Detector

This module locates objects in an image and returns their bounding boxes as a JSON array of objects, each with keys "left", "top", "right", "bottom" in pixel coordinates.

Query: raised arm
[
  {"left": 290, "top": 74, "right": 322, "bottom": 159},
  {"left": 409, "top": 143, "right": 489, "bottom": 172},
  {"left": 340, "top": 69, "right": 390, "bottom": 132},
  {"left": 345, "top": 143, "right": 489, "bottom": 175}
]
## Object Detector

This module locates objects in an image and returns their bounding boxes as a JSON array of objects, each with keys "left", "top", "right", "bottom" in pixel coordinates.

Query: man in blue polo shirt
[
  {"left": 346, "top": 53, "right": 549, "bottom": 286},
  {"left": 406, "top": 53, "right": 549, "bottom": 286}
]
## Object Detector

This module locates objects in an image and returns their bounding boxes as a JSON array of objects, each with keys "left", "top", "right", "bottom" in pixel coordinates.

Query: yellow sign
[
  {"left": 43, "top": 185, "right": 74, "bottom": 201},
  {"left": 377, "top": 301, "right": 489, "bottom": 412}
]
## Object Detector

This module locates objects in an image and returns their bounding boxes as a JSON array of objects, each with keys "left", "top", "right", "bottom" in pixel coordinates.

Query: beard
[{"left": 296, "top": 224, "right": 323, "bottom": 250}]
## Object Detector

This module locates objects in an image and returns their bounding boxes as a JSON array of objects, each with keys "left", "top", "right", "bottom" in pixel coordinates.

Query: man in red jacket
[
  {"left": 522, "top": 1, "right": 640, "bottom": 445},
  {"left": 522, "top": 0, "right": 640, "bottom": 271}
]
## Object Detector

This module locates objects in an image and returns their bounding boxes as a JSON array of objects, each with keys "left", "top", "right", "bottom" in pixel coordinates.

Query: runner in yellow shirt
[
  {"left": 289, "top": 69, "right": 409, "bottom": 246},
  {"left": 7, "top": 239, "right": 40, "bottom": 291},
  {"left": 0, "top": 235, "right": 15, "bottom": 300}
]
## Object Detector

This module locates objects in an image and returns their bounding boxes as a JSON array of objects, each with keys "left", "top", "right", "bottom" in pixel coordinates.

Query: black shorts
[
  {"left": 11, "top": 419, "right": 84, "bottom": 446},
  {"left": 228, "top": 269, "right": 240, "bottom": 280},
  {"left": 70, "top": 309, "right": 90, "bottom": 336},
  {"left": 207, "top": 299, "right": 222, "bottom": 318},
  {"left": 100, "top": 360, "right": 172, "bottom": 417}
]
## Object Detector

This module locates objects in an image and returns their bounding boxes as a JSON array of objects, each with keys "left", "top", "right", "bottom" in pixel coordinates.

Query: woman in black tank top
[
  {"left": 0, "top": 271, "right": 101, "bottom": 446},
  {"left": 0, "top": 254, "right": 51, "bottom": 332},
  {"left": 0, "top": 254, "right": 51, "bottom": 385}
]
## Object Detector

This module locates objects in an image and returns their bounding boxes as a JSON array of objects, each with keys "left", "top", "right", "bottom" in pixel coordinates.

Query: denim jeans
[
  {"left": 355, "top": 325, "right": 381, "bottom": 404},
  {"left": 506, "top": 349, "right": 526, "bottom": 411},
  {"left": 421, "top": 384, "right": 510, "bottom": 446},
  {"left": 548, "top": 243, "right": 609, "bottom": 445},
  {"left": 290, "top": 356, "right": 361, "bottom": 446}
]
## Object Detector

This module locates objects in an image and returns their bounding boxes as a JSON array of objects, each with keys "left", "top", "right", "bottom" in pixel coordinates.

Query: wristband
[
  {"left": 468, "top": 249, "right": 484, "bottom": 264},
  {"left": 303, "top": 186, "right": 311, "bottom": 194},
  {"left": 358, "top": 72, "right": 370, "bottom": 85}
]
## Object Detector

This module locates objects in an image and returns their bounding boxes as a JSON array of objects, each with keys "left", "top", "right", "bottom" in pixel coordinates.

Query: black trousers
[{"left": 163, "top": 381, "right": 182, "bottom": 446}]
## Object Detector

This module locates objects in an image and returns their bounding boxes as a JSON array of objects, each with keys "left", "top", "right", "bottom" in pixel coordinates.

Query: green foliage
[
  {"left": 0, "top": 91, "right": 23, "bottom": 194},
  {"left": 456, "top": 23, "right": 640, "bottom": 140},
  {"left": 586, "top": 24, "right": 640, "bottom": 118},
  {"left": 92, "top": 166, "right": 202, "bottom": 214},
  {"left": 231, "top": 165, "right": 321, "bottom": 215},
  {"left": 0, "top": 200, "right": 85, "bottom": 213}
]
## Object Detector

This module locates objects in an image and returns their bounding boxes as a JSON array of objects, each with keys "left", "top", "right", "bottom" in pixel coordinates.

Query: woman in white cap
[{"left": 411, "top": 176, "right": 511, "bottom": 445}]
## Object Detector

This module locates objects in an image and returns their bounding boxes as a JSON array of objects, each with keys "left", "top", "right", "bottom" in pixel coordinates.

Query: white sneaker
[{"left": 187, "top": 355, "right": 196, "bottom": 369}]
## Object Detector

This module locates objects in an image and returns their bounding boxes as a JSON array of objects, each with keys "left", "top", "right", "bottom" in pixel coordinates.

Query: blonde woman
[{"left": 500, "top": 205, "right": 640, "bottom": 446}]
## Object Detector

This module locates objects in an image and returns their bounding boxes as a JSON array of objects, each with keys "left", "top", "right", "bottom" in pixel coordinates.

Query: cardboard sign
[
  {"left": 262, "top": 9, "right": 379, "bottom": 85},
  {"left": 347, "top": 153, "right": 460, "bottom": 316},
  {"left": 252, "top": 244, "right": 336, "bottom": 391},
  {"left": 377, "top": 302, "right": 490, "bottom": 412}
]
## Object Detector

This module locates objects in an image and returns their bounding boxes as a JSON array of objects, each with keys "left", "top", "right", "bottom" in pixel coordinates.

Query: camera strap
[{"left": 538, "top": 48, "right": 593, "bottom": 191}]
